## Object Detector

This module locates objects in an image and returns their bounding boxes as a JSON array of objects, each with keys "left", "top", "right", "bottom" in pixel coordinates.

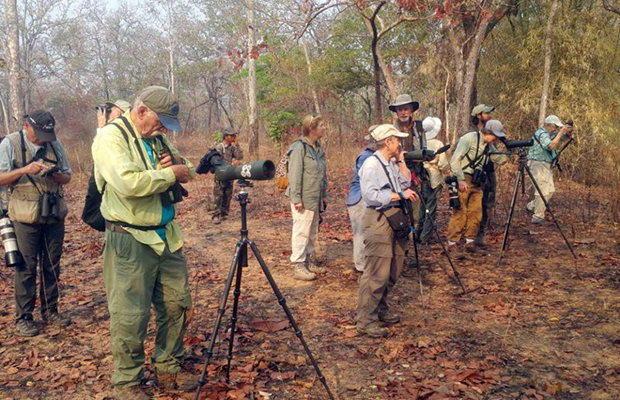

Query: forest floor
[{"left": 0, "top": 159, "right": 619, "bottom": 400}]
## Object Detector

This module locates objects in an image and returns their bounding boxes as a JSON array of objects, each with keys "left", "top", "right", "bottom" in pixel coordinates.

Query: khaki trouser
[
  {"left": 527, "top": 160, "right": 555, "bottom": 220},
  {"left": 290, "top": 204, "right": 320, "bottom": 264},
  {"left": 103, "top": 230, "right": 192, "bottom": 387},
  {"left": 357, "top": 208, "right": 407, "bottom": 328},
  {"left": 446, "top": 186, "right": 483, "bottom": 242},
  {"left": 347, "top": 201, "right": 366, "bottom": 272}
]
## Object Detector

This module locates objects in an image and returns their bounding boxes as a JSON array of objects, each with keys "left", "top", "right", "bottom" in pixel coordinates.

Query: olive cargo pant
[
  {"left": 213, "top": 180, "right": 234, "bottom": 217},
  {"left": 446, "top": 188, "right": 483, "bottom": 242},
  {"left": 357, "top": 208, "right": 407, "bottom": 328},
  {"left": 103, "top": 230, "right": 192, "bottom": 387},
  {"left": 13, "top": 221, "right": 65, "bottom": 321}
]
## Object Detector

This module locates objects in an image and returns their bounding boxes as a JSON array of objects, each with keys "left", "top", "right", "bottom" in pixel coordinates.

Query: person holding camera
[
  {"left": 92, "top": 86, "right": 196, "bottom": 400},
  {"left": 356, "top": 124, "right": 418, "bottom": 338},
  {"left": 212, "top": 129, "right": 244, "bottom": 224},
  {"left": 526, "top": 115, "right": 572, "bottom": 224},
  {"left": 0, "top": 110, "right": 72, "bottom": 337},
  {"left": 286, "top": 115, "right": 327, "bottom": 282},
  {"left": 96, "top": 100, "right": 131, "bottom": 129},
  {"left": 447, "top": 119, "right": 508, "bottom": 253}
]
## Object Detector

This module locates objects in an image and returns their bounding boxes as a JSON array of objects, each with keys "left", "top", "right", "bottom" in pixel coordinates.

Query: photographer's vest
[{"left": 6, "top": 131, "right": 68, "bottom": 224}]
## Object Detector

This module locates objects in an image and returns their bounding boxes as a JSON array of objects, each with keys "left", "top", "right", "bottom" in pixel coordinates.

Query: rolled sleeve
[
  {"left": 451, "top": 135, "right": 470, "bottom": 181},
  {"left": 0, "top": 139, "right": 15, "bottom": 173}
]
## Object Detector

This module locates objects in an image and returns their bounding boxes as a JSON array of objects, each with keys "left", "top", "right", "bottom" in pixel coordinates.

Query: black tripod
[
  {"left": 194, "top": 184, "right": 334, "bottom": 400},
  {"left": 496, "top": 150, "right": 577, "bottom": 268}
]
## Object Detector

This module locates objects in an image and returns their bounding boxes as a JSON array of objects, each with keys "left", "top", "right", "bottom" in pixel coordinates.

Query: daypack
[
  {"left": 81, "top": 121, "right": 130, "bottom": 231},
  {"left": 275, "top": 139, "right": 305, "bottom": 192}
]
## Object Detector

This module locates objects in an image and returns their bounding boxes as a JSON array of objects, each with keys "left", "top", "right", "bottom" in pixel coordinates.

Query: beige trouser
[
  {"left": 290, "top": 204, "right": 320, "bottom": 264},
  {"left": 527, "top": 160, "right": 555, "bottom": 220},
  {"left": 357, "top": 208, "right": 407, "bottom": 328},
  {"left": 347, "top": 201, "right": 366, "bottom": 272},
  {"left": 446, "top": 187, "right": 483, "bottom": 242}
]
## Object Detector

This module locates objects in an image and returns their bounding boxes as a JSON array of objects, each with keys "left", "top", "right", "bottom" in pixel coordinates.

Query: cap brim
[
  {"left": 364, "top": 134, "right": 372, "bottom": 141},
  {"left": 389, "top": 102, "right": 420, "bottom": 113},
  {"left": 484, "top": 106, "right": 495, "bottom": 113},
  {"left": 554, "top": 122, "right": 564, "bottom": 127},
  {"left": 491, "top": 130, "right": 506, "bottom": 138},
  {"left": 33, "top": 127, "right": 56, "bottom": 142},
  {"left": 158, "top": 114, "right": 182, "bottom": 132},
  {"left": 393, "top": 132, "right": 409, "bottom": 138}
]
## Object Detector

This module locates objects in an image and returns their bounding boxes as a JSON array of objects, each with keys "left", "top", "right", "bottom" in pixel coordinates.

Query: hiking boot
[
  {"left": 113, "top": 385, "right": 151, "bottom": 400},
  {"left": 307, "top": 257, "right": 326, "bottom": 274},
  {"left": 43, "top": 312, "right": 71, "bottom": 327},
  {"left": 293, "top": 263, "right": 316, "bottom": 281},
  {"left": 16, "top": 319, "right": 39, "bottom": 337},
  {"left": 157, "top": 370, "right": 199, "bottom": 391},
  {"left": 473, "top": 236, "right": 486, "bottom": 248},
  {"left": 532, "top": 216, "right": 545, "bottom": 224},
  {"left": 356, "top": 323, "right": 388, "bottom": 338},
  {"left": 378, "top": 310, "right": 401, "bottom": 326}
]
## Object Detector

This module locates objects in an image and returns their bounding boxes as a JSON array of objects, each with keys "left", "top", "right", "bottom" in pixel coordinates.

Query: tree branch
[{"left": 603, "top": 0, "right": 620, "bottom": 15}]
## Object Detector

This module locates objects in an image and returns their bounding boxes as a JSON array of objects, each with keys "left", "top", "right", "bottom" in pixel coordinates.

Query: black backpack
[{"left": 81, "top": 121, "right": 130, "bottom": 231}]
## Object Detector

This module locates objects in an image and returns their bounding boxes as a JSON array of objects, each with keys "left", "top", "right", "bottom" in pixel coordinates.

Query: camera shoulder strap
[
  {"left": 464, "top": 131, "right": 483, "bottom": 170},
  {"left": 100, "top": 122, "right": 132, "bottom": 195},
  {"left": 373, "top": 154, "right": 398, "bottom": 193},
  {"left": 119, "top": 116, "right": 150, "bottom": 170}
]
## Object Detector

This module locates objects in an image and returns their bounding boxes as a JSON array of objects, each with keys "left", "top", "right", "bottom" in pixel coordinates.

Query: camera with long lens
[
  {"left": 196, "top": 149, "right": 275, "bottom": 182},
  {"left": 445, "top": 176, "right": 461, "bottom": 210},
  {"left": 40, "top": 192, "right": 59, "bottom": 219},
  {"left": 0, "top": 212, "right": 24, "bottom": 267}
]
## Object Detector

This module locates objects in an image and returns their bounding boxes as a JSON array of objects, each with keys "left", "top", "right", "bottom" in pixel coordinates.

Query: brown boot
[
  {"left": 157, "top": 370, "right": 199, "bottom": 392},
  {"left": 113, "top": 385, "right": 151, "bottom": 400}
]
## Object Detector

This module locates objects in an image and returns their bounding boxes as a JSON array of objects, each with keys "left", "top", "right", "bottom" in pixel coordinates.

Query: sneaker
[
  {"left": 531, "top": 216, "right": 545, "bottom": 224},
  {"left": 16, "top": 319, "right": 39, "bottom": 337},
  {"left": 293, "top": 263, "right": 316, "bottom": 281},
  {"left": 526, "top": 202, "right": 535, "bottom": 213},
  {"left": 43, "top": 312, "right": 71, "bottom": 327},
  {"left": 307, "top": 258, "right": 326, "bottom": 274},
  {"left": 356, "top": 323, "right": 388, "bottom": 338},
  {"left": 113, "top": 385, "right": 151, "bottom": 400},
  {"left": 157, "top": 370, "right": 199, "bottom": 391},
  {"left": 378, "top": 310, "right": 401, "bottom": 326}
]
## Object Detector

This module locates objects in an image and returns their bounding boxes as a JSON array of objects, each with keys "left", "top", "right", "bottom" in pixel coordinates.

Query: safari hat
[
  {"left": 389, "top": 94, "right": 420, "bottom": 113},
  {"left": 422, "top": 117, "right": 442, "bottom": 140}
]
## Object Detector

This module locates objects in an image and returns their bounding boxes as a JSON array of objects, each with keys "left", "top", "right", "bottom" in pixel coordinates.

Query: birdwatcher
[
  {"left": 447, "top": 119, "right": 508, "bottom": 253},
  {"left": 0, "top": 110, "right": 73, "bottom": 337},
  {"left": 356, "top": 124, "right": 419, "bottom": 338},
  {"left": 212, "top": 129, "right": 244, "bottom": 224},
  {"left": 526, "top": 115, "right": 572, "bottom": 224},
  {"left": 92, "top": 86, "right": 196, "bottom": 400},
  {"left": 346, "top": 125, "right": 378, "bottom": 273},
  {"left": 97, "top": 99, "right": 132, "bottom": 129}
]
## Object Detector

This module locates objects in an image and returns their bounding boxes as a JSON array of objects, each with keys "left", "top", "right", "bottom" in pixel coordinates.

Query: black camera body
[
  {"left": 40, "top": 191, "right": 59, "bottom": 219},
  {"left": 445, "top": 176, "right": 461, "bottom": 210}
]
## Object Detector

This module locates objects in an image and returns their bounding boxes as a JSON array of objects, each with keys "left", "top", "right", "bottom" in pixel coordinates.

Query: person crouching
[{"left": 356, "top": 124, "right": 419, "bottom": 338}]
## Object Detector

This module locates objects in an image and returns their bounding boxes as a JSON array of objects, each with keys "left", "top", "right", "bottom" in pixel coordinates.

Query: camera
[
  {"left": 0, "top": 212, "right": 24, "bottom": 267},
  {"left": 40, "top": 192, "right": 59, "bottom": 219},
  {"left": 471, "top": 169, "right": 487, "bottom": 187},
  {"left": 445, "top": 176, "right": 461, "bottom": 210}
]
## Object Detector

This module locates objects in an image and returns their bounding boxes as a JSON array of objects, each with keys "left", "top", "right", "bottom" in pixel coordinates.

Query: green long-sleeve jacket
[
  {"left": 451, "top": 130, "right": 508, "bottom": 182},
  {"left": 285, "top": 136, "right": 327, "bottom": 212}
]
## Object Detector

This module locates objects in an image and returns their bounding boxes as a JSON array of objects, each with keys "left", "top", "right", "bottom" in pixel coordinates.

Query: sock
[{"left": 465, "top": 238, "right": 474, "bottom": 244}]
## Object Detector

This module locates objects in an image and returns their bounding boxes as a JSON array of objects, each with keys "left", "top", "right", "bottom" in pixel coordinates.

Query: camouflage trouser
[
  {"left": 213, "top": 180, "right": 233, "bottom": 217},
  {"left": 103, "top": 230, "right": 192, "bottom": 387}
]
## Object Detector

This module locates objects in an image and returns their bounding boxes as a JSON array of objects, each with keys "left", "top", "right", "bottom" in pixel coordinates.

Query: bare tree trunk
[
  {"left": 0, "top": 95, "right": 10, "bottom": 135},
  {"left": 369, "top": 3, "right": 386, "bottom": 124},
  {"left": 169, "top": 35, "right": 175, "bottom": 94},
  {"left": 247, "top": 0, "right": 259, "bottom": 157},
  {"left": 302, "top": 41, "right": 321, "bottom": 115},
  {"left": 5, "top": 0, "right": 25, "bottom": 129},
  {"left": 538, "top": 0, "right": 560, "bottom": 126},
  {"left": 362, "top": 15, "right": 397, "bottom": 102}
]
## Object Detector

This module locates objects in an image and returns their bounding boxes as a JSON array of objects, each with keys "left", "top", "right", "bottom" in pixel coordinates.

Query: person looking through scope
[
  {"left": 356, "top": 124, "right": 419, "bottom": 338},
  {"left": 285, "top": 115, "right": 328, "bottom": 282},
  {"left": 96, "top": 99, "right": 131, "bottom": 129},
  {"left": 526, "top": 115, "right": 573, "bottom": 224},
  {"left": 446, "top": 119, "right": 509, "bottom": 254}
]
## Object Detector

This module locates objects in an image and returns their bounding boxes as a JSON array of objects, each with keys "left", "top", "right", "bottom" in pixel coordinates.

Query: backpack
[
  {"left": 275, "top": 139, "right": 306, "bottom": 192},
  {"left": 81, "top": 121, "right": 130, "bottom": 231}
]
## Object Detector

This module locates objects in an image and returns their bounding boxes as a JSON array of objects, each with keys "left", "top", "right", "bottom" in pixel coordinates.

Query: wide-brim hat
[
  {"left": 389, "top": 94, "right": 420, "bottom": 113},
  {"left": 422, "top": 117, "right": 442, "bottom": 140},
  {"left": 26, "top": 110, "right": 56, "bottom": 142},
  {"left": 370, "top": 124, "right": 409, "bottom": 141}
]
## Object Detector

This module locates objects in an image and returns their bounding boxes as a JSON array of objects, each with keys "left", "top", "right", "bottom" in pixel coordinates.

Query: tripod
[
  {"left": 496, "top": 150, "right": 577, "bottom": 268},
  {"left": 194, "top": 184, "right": 334, "bottom": 400}
]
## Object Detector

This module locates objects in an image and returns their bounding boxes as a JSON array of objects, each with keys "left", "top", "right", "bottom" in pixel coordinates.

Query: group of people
[{"left": 0, "top": 84, "right": 572, "bottom": 399}]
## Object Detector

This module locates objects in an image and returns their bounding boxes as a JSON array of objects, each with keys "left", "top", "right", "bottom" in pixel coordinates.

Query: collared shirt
[
  {"left": 359, "top": 151, "right": 410, "bottom": 210},
  {"left": 92, "top": 110, "right": 196, "bottom": 255},
  {"left": 346, "top": 147, "right": 375, "bottom": 206},
  {"left": 424, "top": 138, "right": 449, "bottom": 189},
  {"left": 0, "top": 132, "right": 72, "bottom": 175},
  {"left": 394, "top": 120, "right": 423, "bottom": 152},
  {"left": 451, "top": 130, "right": 507, "bottom": 181},
  {"left": 215, "top": 142, "right": 244, "bottom": 164},
  {"left": 528, "top": 127, "right": 558, "bottom": 163}
]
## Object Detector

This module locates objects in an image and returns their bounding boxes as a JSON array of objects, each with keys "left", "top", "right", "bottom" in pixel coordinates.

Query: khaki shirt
[
  {"left": 424, "top": 139, "right": 449, "bottom": 189},
  {"left": 451, "top": 130, "right": 507, "bottom": 182}
]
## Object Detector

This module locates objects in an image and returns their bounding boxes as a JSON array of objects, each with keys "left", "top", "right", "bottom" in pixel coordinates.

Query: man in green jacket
[{"left": 92, "top": 86, "right": 196, "bottom": 400}]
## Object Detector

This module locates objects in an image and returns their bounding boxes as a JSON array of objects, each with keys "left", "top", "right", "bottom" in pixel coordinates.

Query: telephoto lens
[
  {"left": 0, "top": 214, "right": 24, "bottom": 267},
  {"left": 445, "top": 176, "right": 461, "bottom": 210}
]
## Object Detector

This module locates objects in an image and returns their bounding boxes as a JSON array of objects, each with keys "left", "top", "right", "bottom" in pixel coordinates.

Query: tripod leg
[
  {"left": 432, "top": 226, "right": 466, "bottom": 294},
  {"left": 525, "top": 166, "right": 578, "bottom": 260},
  {"left": 497, "top": 168, "right": 522, "bottom": 267},
  {"left": 412, "top": 232, "right": 420, "bottom": 268},
  {"left": 194, "top": 243, "right": 243, "bottom": 400},
  {"left": 248, "top": 241, "right": 335, "bottom": 400},
  {"left": 225, "top": 241, "right": 247, "bottom": 382}
]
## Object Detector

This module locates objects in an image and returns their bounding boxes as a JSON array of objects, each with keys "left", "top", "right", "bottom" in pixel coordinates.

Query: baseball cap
[
  {"left": 26, "top": 110, "right": 56, "bottom": 142},
  {"left": 471, "top": 104, "right": 495, "bottom": 117},
  {"left": 223, "top": 129, "right": 237, "bottom": 137},
  {"left": 544, "top": 115, "right": 564, "bottom": 128},
  {"left": 138, "top": 86, "right": 181, "bottom": 132},
  {"left": 370, "top": 124, "right": 409, "bottom": 141},
  {"left": 107, "top": 99, "right": 131, "bottom": 112},
  {"left": 363, "top": 125, "right": 380, "bottom": 141},
  {"left": 483, "top": 119, "right": 506, "bottom": 138}
]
